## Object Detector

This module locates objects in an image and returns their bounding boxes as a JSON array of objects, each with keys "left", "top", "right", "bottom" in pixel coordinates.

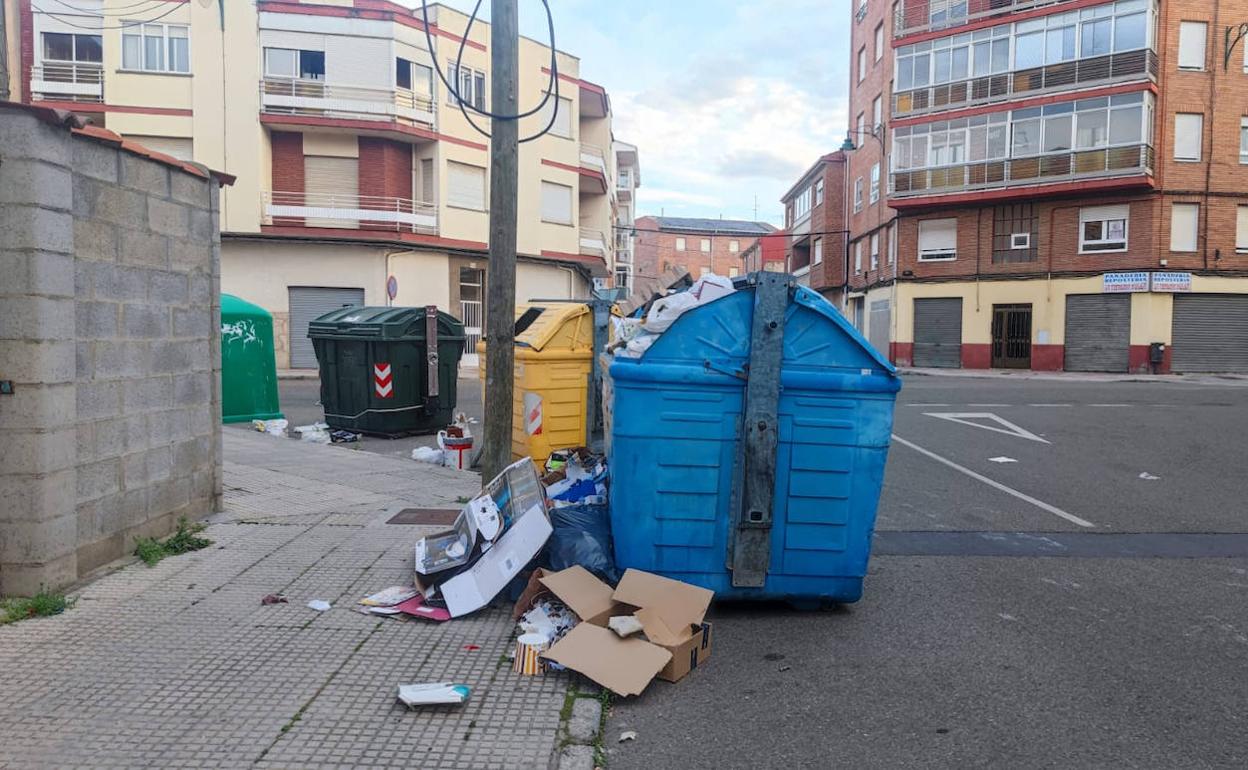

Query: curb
[
  {"left": 276, "top": 370, "right": 320, "bottom": 380},
  {"left": 552, "top": 687, "right": 607, "bottom": 770}
]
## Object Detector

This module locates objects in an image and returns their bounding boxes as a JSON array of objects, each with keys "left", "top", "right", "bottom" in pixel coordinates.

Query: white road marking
[
  {"left": 923, "top": 412, "right": 1052, "bottom": 444},
  {"left": 1028, "top": 403, "right": 1073, "bottom": 408},
  {"left": 989, "top": 456, "right": 1018, "bottom": 464},
  {"left": 908, "top": 403, "right": 950, "bottom": 407},
  {"left": 892, "top": 434, "right": 1096, "bottom": 529},
  {"left": 1089, "top": 403, "right": 1132, "bottom": 408},
  {"left": 968, "top": 403, "right": 1011, "bottom": 407}
]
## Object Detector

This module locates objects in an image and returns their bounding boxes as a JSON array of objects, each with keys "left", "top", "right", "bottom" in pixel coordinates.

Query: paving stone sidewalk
[{"left": 0, "top": 431, "right": 571, "bottom": 769}]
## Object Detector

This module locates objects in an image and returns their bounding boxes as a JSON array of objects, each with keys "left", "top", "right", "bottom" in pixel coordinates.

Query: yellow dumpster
[{"left": 478, "top": 302, "right": 614, "bottom": 467}]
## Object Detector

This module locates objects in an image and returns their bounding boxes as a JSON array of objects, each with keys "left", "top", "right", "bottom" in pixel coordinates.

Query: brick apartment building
[
  {"left": 742, "top": 230, "right": 791, "bottom": 273},
  {"left": 822, "top": 0, "right": 1248, "bottom": 374},
  {"left": 632, "top": 216, "right": 776, "bottom": 282},
  {"left": 780, "top": 152, "right": 854, "bottom": 302}
]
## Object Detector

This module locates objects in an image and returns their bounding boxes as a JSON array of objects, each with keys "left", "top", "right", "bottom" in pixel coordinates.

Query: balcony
[
  {"left": 262, "top": 191, "right": 438, "bottom": 234},
  {"left": 615, "top": 247, "right": 633, "bottom": 265},
  {"left": 890, "top": 143, "right": 1153, "bottom": 199},
  {"left": 580, "top": 143, "right": 608, "bottom": 178},
  {"left": 894, "top": 49, "right": 1158, "bottom": 119},
  {"left": 259, "top": 78, "right": 436, "bottom": 129},
  {"left": 579, "top": 227, "right": 608, "bottom": 258},
  {"left": 31, "top": 63, "right": 103, "bottom": 103},
  {"left": 895, "top": 0, "right": 1067, "bottom": 38}
]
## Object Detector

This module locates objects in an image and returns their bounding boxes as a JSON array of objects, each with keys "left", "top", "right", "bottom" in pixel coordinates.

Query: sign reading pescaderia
[
  {"left": 1103, "top": 272, "right": 1150, "bottom": 293},
  {"left": 1150, "top": 272, "right": 1192, "bottom": 293}
]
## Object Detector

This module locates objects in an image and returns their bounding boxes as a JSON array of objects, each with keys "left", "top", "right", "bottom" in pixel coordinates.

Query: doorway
[
  {"left": 459, "top": 267, "right": 484, "bottom": 366},
  {"left": 991, "top": 304, "right": 1032, "bottom": 369}
]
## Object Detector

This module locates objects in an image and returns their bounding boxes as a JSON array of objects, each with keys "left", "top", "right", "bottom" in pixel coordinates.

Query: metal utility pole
[
  {"left": 0, "top": 0, "right": 11, "bottom": 102},
  {"left": 481, "top": 0, "right": 519, "bottom": 484}
]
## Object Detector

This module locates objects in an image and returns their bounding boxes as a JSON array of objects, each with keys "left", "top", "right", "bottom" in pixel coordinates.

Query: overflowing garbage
[
  {"left": 610, "top": 273, "right": 738, "bottom": 359},
  {"left": 251, "top": 418, "right": 361, "bottom": 445},
  {"left": 410, "top": 413, "right": 475, "bottom": 469}
]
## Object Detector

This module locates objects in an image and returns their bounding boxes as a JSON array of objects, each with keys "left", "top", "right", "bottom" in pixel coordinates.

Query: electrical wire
[
  {"left": 45, "top": 0, "right": 168, "bottom": 16},
  {"left": 419, "top": 0, "right": 560, "bottom": 143},
  {"left": 31, "top": 1, "right": 186, "bottom": 30}
]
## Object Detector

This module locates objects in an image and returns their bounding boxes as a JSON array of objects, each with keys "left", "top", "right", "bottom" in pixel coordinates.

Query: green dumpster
[
  {"left": 220, "top": 294, "right": 284, "bottom": 424},
  {"left": 309, "top": 306, "right": 465, "bottom": 437}
]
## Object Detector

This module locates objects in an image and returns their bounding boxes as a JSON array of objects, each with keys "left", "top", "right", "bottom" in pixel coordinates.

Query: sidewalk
[
  {"left": 0, "top": 431, "right": 573, "bottom": 769},
  {"left": 900, "top": 367, "right": 1248, "bottom": 386}
]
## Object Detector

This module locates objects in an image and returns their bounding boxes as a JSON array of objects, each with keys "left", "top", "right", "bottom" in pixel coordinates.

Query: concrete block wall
[{"left": 0, "top": 109, "right": 223, "bottom": 596}]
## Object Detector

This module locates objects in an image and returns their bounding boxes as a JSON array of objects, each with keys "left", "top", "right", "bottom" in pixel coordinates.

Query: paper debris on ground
[
  {"left": 393, "top": 595, "right": 451, "bottom": 622},
  {"left": 397, "top": 683, "right": 471, "bottom": 708},
  {"left": 359, "top": 586, "right": 420, "bottom": 607},
  {"left": 252, "top": 418, "right": 288, "bottom": 436},
  {"left": 306, "top": 599, "right": 331, "bottom": 612},
  {"left": 1139, "top": 472, "right": 1161, "bottom": 480},
  {"left": 293, "top": 422, "right": 331, "bottom": 443},
  {"left": 619, "top": 731, "right": 638, "bottom": 743}
]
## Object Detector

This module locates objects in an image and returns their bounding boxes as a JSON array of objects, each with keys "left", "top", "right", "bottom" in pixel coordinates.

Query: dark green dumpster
[
  {"left": 221, "top": 294, "right": 283, "bottom": 424},
  {"left": 309, "top": 306, "right": 465, "bottom": 437}
]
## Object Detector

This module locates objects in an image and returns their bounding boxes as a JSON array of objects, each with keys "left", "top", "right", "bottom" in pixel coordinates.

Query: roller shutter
[
  {"left": 869, "top": 299, "right": 891, "bottom": 358},
  {"left": 288, "top": 287, "right": 365, "bottom": 369},
  {"left": 913, "top": 298, "right": 963, "bottom": 368},
  {"left": 1065, "top": 294, "right": 1130, "bottom": 372},
  {"left": 1172, "top": 294, "right": 1248, "bottom": 373}
]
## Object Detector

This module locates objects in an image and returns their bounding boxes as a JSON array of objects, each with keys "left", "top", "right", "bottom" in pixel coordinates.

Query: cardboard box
[
  {"left": 439, "top": 502, "right": 553, "bottom": 618},
  {"left": 535, "top": 566, "right": 714, "bottom": 695}
]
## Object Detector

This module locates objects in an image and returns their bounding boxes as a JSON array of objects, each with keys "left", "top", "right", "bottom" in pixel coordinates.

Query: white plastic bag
[
  {"left": 411, "top": 446, "right": 448, "bottom": 466},
  {"left": 689, "top": 274, "right": 736, "bottom": 304},
  {"left": 643, "top": 292, "right": 698, "bottom": 333}
]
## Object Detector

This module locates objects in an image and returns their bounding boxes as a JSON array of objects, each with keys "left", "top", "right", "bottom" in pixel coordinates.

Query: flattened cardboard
[
  {"left": 614, "top": 569, "right": 712, "bottom": 647},
  {"left": 439, "top": 504, "right": 553, "bottom": 618},
  {"left": 543, "top": 623, "right": 672, "bottom": 697},
  {"left": 657, "top": 622, "right": 713, "bottom": 683},
  {"left": 538, "top": 565, "right": 632, "bottom": 626}
]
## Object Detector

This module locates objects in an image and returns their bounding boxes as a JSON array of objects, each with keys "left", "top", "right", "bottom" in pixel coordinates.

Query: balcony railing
[
  {"left": 31, "top": 63, "right": 104, "bottom": 102},
  {"left": 259, "top": 77, "right": 436, "bottom": 129},
  {"left": 579, "top": 227, "right": 608, "bottom": 258},
  {"left": 894, "top": 0, "right": 1066, "bottom": 38},
  {"left": 890, "top": 143, "right": 1153, "bottom": 198},
  {"left": 262, "top": 191, "right": 438, "bottom": 234},
  {"left": 580, "top": 143, "right": 608, "bottom": 178},
  {"left": 894, "top": 49, "right": 1158, "bottom": 119},
  {"left": 616, "top": 248, "right": 633, "bottom": 265}
]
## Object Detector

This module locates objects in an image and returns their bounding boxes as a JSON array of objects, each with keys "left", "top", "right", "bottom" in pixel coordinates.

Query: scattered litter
[
  {"left": 613, "top": 272, "right": 738, "bottom": 358},
  {"left": 778, "top": 665, "right": 792, "bottom": 673},
  {"left": 1139, "top": 472, "right": 1161, "bottom": 481},
  {"left": 411, "top": 446, "right": 450, "bottom": 466},
  {"left": 513, "top": 633, "right": 549, "bottom": 675},
  {"left": 293, "top": 422, "right": 331, "bottom": 443},
  {"left": 462, "top": 644, "right": 481, "bottom": 652},
  {"left": 252, "top": 418, "right": 288, "bottom": 436},
  {"left": 608, "top": 615, "right": 644, "bottom": 638},
  {"left": 989, "top": 457, "right": 1018, "bottom": 464},
  {"left": 367, "top": 606, "right": 404, "bottom": 616},
  {"left": 260, "top": 594, "right": 287, "bottom": 605},
  {"left": 548, "top": 502, "right": 617, "bottom": 583},
  {"left": 359, "top": 586, "right": 420, "bottom": 607},
  {"left": 438, "top": 419, "right": 475, "bottom": 471},
  {"left": 306, "top": 599, "right": 331, "bottom": 612},
  {"left": 393, "top": 595, "right": 451, "bottom": 622},
  {"left": 619, "top": 731, "right": 638, "bottom": 743},
  {"left": 397, "top": 683, "right": 471, "bottom": 708},
  {"left": 330, "top": 429, "right": 360, "bottom": 444}
]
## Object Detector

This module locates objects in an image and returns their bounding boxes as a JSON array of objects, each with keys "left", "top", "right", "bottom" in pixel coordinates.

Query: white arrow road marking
[
  {"left": 892, "top": 435, "right": 1095, "bottom": 529},
  {"left": 923, "top": 412, "right": 1052, "bottom": 444}
]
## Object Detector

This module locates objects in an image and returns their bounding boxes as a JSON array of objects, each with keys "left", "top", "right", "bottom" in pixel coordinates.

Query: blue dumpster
[{"left": 607, "top": 273, "right": 900, "bottom": 603}]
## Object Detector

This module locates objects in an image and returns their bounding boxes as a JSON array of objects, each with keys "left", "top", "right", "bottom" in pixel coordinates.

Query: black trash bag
[{"left": 545, "top": 503, "right": 618, "bottom": 584}]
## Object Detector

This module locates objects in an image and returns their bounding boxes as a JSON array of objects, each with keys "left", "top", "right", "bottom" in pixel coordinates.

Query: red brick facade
[
  {"left": 632, "top": 216, "right": 772, "bottom": 281},
  {"left": 269, "top": 131, "right": 305, "bottom": 227},
  {"left": 782, "top": 154, "right": 849, "bottom": 297}
]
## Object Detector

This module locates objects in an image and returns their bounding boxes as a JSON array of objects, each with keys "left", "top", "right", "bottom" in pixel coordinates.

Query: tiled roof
[{"left": 650, "top": 217, "right": 776, "bottom": 235}]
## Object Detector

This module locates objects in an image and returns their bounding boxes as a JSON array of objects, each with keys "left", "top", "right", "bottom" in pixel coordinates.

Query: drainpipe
[
  {"left": 1201, "top": 0, "right": 1221, "bottom": 270},
  {"left": 0, "top": 0, "right": 10, "bottom": 102}
]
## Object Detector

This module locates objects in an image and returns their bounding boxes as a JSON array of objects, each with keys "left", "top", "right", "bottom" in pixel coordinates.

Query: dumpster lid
[
  {"left": 308, "top": 306, "right": 465, "bottom": 341},
  {"left": 221, "top": 293, "right": 272, "bottom": 320},
  {"left": 791, "top": 286, "right": 898, "bottom": 375},
  {"left": 513, "top": 303, "right": 592, "bottom": 352}
]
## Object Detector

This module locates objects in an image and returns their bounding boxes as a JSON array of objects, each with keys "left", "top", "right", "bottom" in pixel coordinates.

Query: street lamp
[{"left": 841, "top": 128, "right": 885, "bottom": 152}]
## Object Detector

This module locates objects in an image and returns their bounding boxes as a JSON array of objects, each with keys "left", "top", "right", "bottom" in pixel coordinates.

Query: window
[
  {"left": 42, "top": 32, "right": 102, "bottom": 64},
  {"left": 1170, "top": 203, "right": 1199, "bottom": 252},
  {"left": 993, "top": 204, "right": 1038, "bottom": 263},
  {"left": 1078, "top": 204, "right": 1129, "bottom": 252},
  {"left": 815, "top": 179, "right": 824, "bottom": 206},
  {"left": 447, "top": 161, "right": 486, "bottom": 210},
  {"left": 264, "top": 48, "right": 325, "bottom": 80},
  {"left": 854, "top": 240, "right": 863, "bottom": 272},
  {"left": 397, "top": 58, "right": 434, "bottom": 98},
  {"left": 729, "top": 267, "right": 740, "bottom": 278},
  {"left": 541, "top": 95, "right": 574, "bottom": 139},
  {"left": 123, "top": 23, "right": 189, "bottom": 73},
  {"left": 700, "top": 238, "right": 711, "bottom": 253},
  {"left": 813, "top": 237, "right": 823, "bottom": 265},
  {"left": 854, "top": 177, "right": 864, "bottom": 212},
  {"left": 870, "top": 233, "right": 880, "bottom": 270},
  {"left": 447, "top": 63, "right": 486, "bottom": 111},
  {"left": 1174, "top": 113, "right": 1203, "bottom": 161},
  {"left": 1178, "top": 21, "right": 1207, "bottom": 71},
  {"left": 888, "top": 222, "right": 898, "bottom": 264},
  {"left": 729, "top": 240, "right": 740, "bottom": 253},
  {"left": 1242, "top": 118, "right": 1248, "bottom": 164},
  {"left": 540, "top": 181, "right": 573, "bottom": 225},
  {"left": 858, "top": 47, "right": 867, "bottom": 83},
  {"left": 857, "top": 112, "right": 866, "bottom": 140},
  {"left": 918, "top": 218, "right": 957, "bottom": 260},
  {"left": 1237, "top": 206, "right": 1248, "bottom": 254},
  {"left": 870, "top": 163, "right": 881, "bottom": 204},
  {"left": 873, "top": 95, "right": 883, "bottom": 131},
  {"left": 875, "top": 23, "right": 885, "bottom": 62},
  {"left": 792, "top": 186, "right": 813, "bottom": 221},
  {"left": 676, "top": 237, "right": 686, "bottom": 252}
]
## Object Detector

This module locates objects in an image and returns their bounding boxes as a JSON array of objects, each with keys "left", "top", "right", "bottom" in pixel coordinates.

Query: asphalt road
[{"left": 606, "top": 374, "right": 1248, "bottom": 770}]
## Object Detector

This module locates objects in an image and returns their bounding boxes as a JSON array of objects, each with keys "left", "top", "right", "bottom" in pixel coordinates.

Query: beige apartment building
[{"left": 8, "top": 0, "right": 628, "bottom": 368}]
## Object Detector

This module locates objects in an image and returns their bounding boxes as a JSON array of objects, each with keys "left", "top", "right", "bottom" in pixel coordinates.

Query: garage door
[
  {"left": 288, "top": 287, "right": 365, "bottom": 369},
  {"left": 913, "top": 298, "right": 962, "bottom": 368},
  {"left": 868, "top": 299, "right": 891, "bottom": 359},
  {"left": 1065, "top": 294, "right": 1130, "bottom": 372},
  {"left": 1172, "top": 294, "right": 1248, "bottom": 373}
]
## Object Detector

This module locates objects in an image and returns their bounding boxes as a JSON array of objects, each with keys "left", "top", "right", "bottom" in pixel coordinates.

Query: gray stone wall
[{"left": 0, "top": 109, "right": 223, "bottom": 595}]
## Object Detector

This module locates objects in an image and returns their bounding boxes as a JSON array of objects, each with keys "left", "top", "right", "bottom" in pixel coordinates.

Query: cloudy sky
[{"left": 407, "top": 1, "right": 851, "bottom": 226}]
